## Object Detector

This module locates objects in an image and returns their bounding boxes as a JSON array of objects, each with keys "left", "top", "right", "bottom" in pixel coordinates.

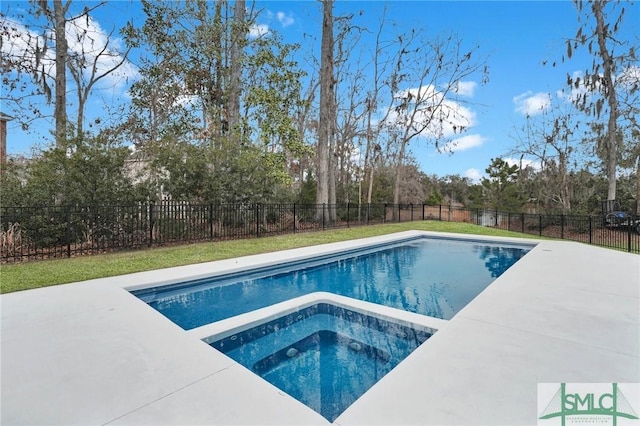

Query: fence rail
[{"left": 1, "top": 202, "right": 638, "bottom": 262}]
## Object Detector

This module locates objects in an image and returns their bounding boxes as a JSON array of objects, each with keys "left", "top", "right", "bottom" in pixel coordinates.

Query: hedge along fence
[{"left": 1, "top": 202, "right": 638, "bottom": 262}]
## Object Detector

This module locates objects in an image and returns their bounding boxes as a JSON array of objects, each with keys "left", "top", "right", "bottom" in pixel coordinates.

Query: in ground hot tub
[{"left": 207, "top": 302, "right": 435, "bottom": 422}]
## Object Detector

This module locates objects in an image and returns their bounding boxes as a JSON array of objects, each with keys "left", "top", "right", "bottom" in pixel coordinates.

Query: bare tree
[
  {"left": 361, "top": 13, "right": 421, "bottom": 204},
  {"left": 293, "top": 71, "right": 319, "bottom": 185},
  {"left": 385, "top": 33, "right": 487, "bottom": 211},
  {"left": 333, "top": 65, "right": 366, "bottom": 202},
  {"left": 51, "top": 0, "right": 70, "bottom": 144},
  {"left": 332, "top": 13, "right": 367, "bottom": 203},
  {"left": 2, "top": 0, "right": 132, "bottom": 146},
  {"left": 227, "top": 0, "right": 246, "bottom": 133},
  {"left": 617, "top": 66, "right": 640, "bottom": 213},
  {"left": 511, "top": 99, "right": 583, "bottom": 213},
  {"left": 316, "top": 0, "right": 334, "bottom": 221},
  {"left": 362, "top": 12, "right": 390, "bottom": 205},
  {"left": 566, "top": 0, "right": 637, "bottom": 201},
  {"left": 67, "top": 22, "right": 132, "bottom": 139},
  {"left": 3, "top": 0, "right": 75, "bottom": 145}
]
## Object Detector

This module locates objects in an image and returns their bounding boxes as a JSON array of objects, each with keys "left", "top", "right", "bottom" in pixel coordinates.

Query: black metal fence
[
  {"left": 473, "top": 208, "right": 640, "bottom": 253},
  {"left": 1, "top": 202, "right": 638, "bottom": 262}
]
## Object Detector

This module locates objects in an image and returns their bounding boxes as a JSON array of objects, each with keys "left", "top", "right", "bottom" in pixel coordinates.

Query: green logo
[{"left": 539, "top": 383, "right": 639, "bottom": 426}]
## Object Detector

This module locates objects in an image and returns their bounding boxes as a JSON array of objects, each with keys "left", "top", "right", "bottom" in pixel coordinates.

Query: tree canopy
[{"left": 1, "top": 1, "right": 637, "bottom": 215}]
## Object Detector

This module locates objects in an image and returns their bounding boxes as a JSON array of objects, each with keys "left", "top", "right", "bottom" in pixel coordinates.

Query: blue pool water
[
  {"left": 134, "top": 236, "right": 532, "bottom": 330},
  {"left": 210, "top": 303, "right": 434, "bottom": 422}
]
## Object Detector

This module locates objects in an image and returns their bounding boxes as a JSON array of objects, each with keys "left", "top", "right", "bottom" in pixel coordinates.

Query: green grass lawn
[{"left": 0, "top": 221, "right": 539, "bottom": 294}]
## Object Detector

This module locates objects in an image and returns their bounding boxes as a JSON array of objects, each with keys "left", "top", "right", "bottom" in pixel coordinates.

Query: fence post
[
  {"left": 439, "top": 204, "right": 442, "bottom": 221},
  {"left": 209, "top": 203, "right": 214, "bottom": 240},
  {"left": 538, "top": 215, "right": 542, "bottom": 237},
  {"left": 293, "top": 203, "right": 297, "bottom": 233},
  {"left": 367, "top": 203, "right": 370, "bottom": 225},
  {"left": 508, "top": 213, "right": 511, "bottom": 231},
  {"left": 397, "top": 204, "right": 401, "bottom": 222},
  {"left": 589, "top": 216, "right": 592, "bottom": 245},
  {"left": 410, "top": 203, "right": 414, "bottom": 221},
  {"left": 561, "top": 215, "right": 565, "bottom": 239},
  {"left": 383, "top": 204, "right": 386, "bottom": 223},
  {"left": 521, "top": 213, "right": 525, "bottom": 233},
  {"left": 422, "top": 204, "right": 425, "bottom": 220},
  {"left": 148, "top": 201, "right": 154, "bottom": 247},
  {"left": 347, "top": 202, "right": 350, "bottom": 227},
  {"left": 66, "top": 209, "right": 72, "bottom": 258},
  {"left": 256, "top": 203, "right": 260, "bottom": 237},
  {"left": 322, "top": 203, "right": 326, "bottom": 230},
  {"left": 628, "top": 222, "right": 632, "bottom": 252}
]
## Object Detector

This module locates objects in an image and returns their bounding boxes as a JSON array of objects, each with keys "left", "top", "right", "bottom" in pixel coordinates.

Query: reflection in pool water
[{"left": 136, "top": 237, "right": 531, "bottom": 329}]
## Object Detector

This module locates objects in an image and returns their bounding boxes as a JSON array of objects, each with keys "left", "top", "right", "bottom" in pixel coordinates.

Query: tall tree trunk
[
  {"left": 363, "top": 132, "right": 372, "bottom": 204},
  {"left": 228, "top": 0, "right": 245, "bottom": 134},
  {"left": 53, "top": 0, "right": 69, "bottom": 146},
  {"left": 593, "top": 0, "right": 619, "bottom": 201},
  {"left": 364, "top": 98, "right": 375, "bottom": 204},
  {"left": 316, "top": 0, "right": 334, "bottom": 222},
  {"left": 76, "top": 89, "right": 84, "bottom": 139},
  {"left": 211, "top": 0, "right": 224, "bottom": 144},
  {"left": 559, "top": 153, "right": 571, "bottom": 213},
  {"left": 367, "top": 163, "right": 375, "bottom": 204},
  {"left": 393, "top": 139, "right": 407, "bottom": 217},
  {"left": 329, "top": 133, "right": 337, "bottom": 221}
]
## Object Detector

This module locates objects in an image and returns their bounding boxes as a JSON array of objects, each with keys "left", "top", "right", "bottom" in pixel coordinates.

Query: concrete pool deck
[{"left": 1, "top": 231, "right": 638, "bottom": 425}]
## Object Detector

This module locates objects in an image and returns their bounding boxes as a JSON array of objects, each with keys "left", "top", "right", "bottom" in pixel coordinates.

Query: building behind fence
[{"left": 1, "top": 202, "right": 638, "bottom": 262}]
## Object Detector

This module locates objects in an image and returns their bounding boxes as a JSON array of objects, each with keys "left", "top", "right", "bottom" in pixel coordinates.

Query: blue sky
[{"left": 2, "top": 0, "right": 638, "bottom": 181}]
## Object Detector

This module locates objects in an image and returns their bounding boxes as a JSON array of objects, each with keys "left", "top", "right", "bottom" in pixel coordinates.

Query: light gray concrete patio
[{"left": 1, "top": 231, "right": 638, "bottom": 425}]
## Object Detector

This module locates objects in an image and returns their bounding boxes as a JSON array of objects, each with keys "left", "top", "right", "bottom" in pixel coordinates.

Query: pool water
[
  {"left": 210, "top": 303, "right": 433, "bottom": 422},
  {"left": 135, "top": 237, "right": 531, "bottom": 330}
]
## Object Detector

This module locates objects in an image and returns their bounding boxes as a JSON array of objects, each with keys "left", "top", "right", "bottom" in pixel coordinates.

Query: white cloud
[
  {"left": 65, "top": 16, "right": 139, "bottom": 90},
  {"left": 384, "top": 85, "right": 478, "bottom": 140},
  {"left": 559, "top": 67, "right": 639, "bottom": 106},
  {"left": 464, "top": 168, "right": 483, "bottom": 183},
  {"left": 277, "top": 12, "right": 295, "bottom": 27},
  {"left": 438, "top": 101, "right": 477, "bottom": 137},
  {"left": 1, "top": 15, "right": 138, "bottom": 92},
  {"left": 1, "top": 17, "right": 56, "bottom": 76},
  {"left": 556, "top": 71, "right": 591, "bottom": 104},
  {"left": 618, "top": 66, "right": 640, "bottom": 88},
  {"left": 455, "top": 81, "right": 477, "bottom": 97},
  {"left": 513, "top": 91, "right": 551, "bottom": 116},
  {"left": 249, "top": 24, "right": 269, "bottom": 39},
  {"left": 441, "top": 134, "right": 485, "bottom": 153},
  {"left": 395, "top": 84, "right": 440, "bottom": 103},
  {"left": 504, "top": 157, "right": 542, "bottom": 171}
]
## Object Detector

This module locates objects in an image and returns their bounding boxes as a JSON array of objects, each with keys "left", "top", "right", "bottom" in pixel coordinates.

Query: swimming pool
[
  {"left": 129, "top": 233, "right": 533, "bottom": 423},
  {"left": 133, "top": 236, "right": 532, "bottom": 330},
  {"left": 209, "top": 302, "right": 434, "bottom": 422}
]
